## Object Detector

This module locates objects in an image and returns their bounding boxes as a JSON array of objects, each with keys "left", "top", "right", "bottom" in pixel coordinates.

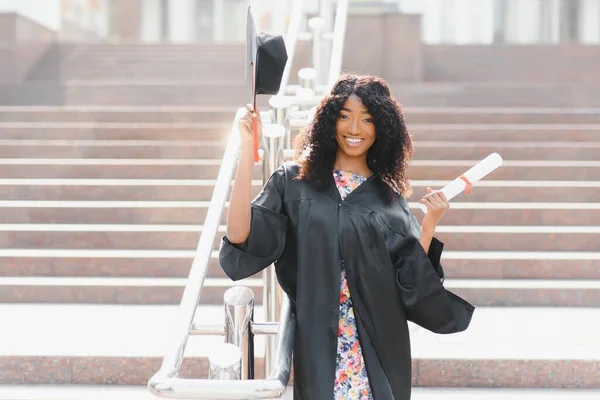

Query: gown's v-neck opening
[{"left": 331, "top": 169, "right": 378, "bottom": 203}]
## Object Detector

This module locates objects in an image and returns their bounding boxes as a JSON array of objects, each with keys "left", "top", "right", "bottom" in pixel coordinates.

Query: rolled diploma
[{"left": 418, "top": 152, "right": 503, "bottom": 214}]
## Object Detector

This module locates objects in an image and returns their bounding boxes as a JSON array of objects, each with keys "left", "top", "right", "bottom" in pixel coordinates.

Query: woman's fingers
[
  {"left": 428, "top": 194, "right": 444, "bottom": 209},
  {"left": 241, "top": 105, "right": 260, "bottom": 127},
  {"left": 420, "top": 190, "right": 450, "bottom": 211},
  {"left": 418, "top": 197, "right": 436, "bottom": 211},
  {"left": 238, "top": 104, "right": 263, "bottom": 147},
  {"left": 421, "top": 191, "right": 440, "bottom": 208},
  {"left": 239, "top": 117, "right": 252, "bottom": 131},
  {"left": 434, "top": 190, "right": 450, "bottom": 208}
]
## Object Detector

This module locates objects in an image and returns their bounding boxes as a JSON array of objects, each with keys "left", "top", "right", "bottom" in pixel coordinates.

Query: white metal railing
[
  {"left": 148, "top": 0, "right": 348, "bottom": 397},
  {"left": 327, "top": 0, "right": 349, "bottom": 89},
  {"left": 277, "top": 0, "right": 306, "bottom": 97}
]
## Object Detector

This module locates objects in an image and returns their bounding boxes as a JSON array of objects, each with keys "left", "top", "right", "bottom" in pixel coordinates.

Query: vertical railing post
[
  {"left": 269, "top": 96, "right": 294, "bottom": 155},
  {"left": 308, "top": 17, "right": 325, "bottom": 85},
  {"left": 297, "top": 67, "right": 317, "bottom": 89},
  {"left": 222, "top": 286, "right": 255, "bottom": 379},
  {"left": 319, "top": 0, "right": 334, "bottom": 85}
]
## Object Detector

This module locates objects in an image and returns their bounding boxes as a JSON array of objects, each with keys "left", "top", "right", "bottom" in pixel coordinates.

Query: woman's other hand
[{"left": 419, "top": 187, "right": 450, "bottom": 233}]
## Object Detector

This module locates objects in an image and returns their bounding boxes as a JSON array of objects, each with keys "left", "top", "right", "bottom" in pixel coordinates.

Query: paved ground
[
  {"left": 1, "top": 305, "right": 598, "bottom": 360},
  {"left": 0, "top": 386, "right": 599, "bottom": 399},
  {"left": 410, "top": 307, "right": 600, "bottom": 360}
]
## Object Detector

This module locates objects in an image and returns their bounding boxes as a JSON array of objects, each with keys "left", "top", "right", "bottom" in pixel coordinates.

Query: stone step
[
  {"left": 1, "top": 160, "right": 597, "bottom": 181},
  {"left": 60, "top": 61, "right": 244, "bottom": 69},
  {"left": 37, "top": 56, "right": 242, "bottom": 67},
  {"left": 64, "top": 82, "right": 243, "bottom": 106},
  {"left": 0, "top": 140, "right": 226, "bottom": 158},
  {"left": 415, "top": 141, "right": 600, "bottom": 160},
  {"left": 398, "top": 108, "right": 600, "bottom": 125},
  {"left": 0, "top": 179, "right": 263, "bottom": 201},
  {"left": 58, "top": 43, "right": 244, "bottom": 51},
  {"left": 62, "top": 53, "right": 243, "bottom": 62},
  {"left": 19, "top": 124, "right": 600, "bottom": 144},
  {"left": 17, "top": 81, "right": 600, "bottom": 107},
  {"left": 62, "top": 54, "right": 243, "bottom": 62},
  {"left": 0, "top": 276, "right": 262, "bottom": 305},
  {"left": 1, "top": 179, "right": 598, "bottom": 202},
  {"left": 0, "top": 305, "right": 598, "bottom": 387},
  {"left": 390, "top": 82, "right": 600, "bottom": 108},
  {"left": 0, "top": 274, "right": 598, "bottom": 306},
  {"left": 0, "top": 107, "right": 236, "bottom": 123},
  {"left": 2, "top": 140, "right": 599, "bottom": 161},
  {"left": 1, "top": 107, "right": 599, "bottom": 124},
  {"left": 0, "top": 386, "right": 597, "bottom": 400},
  {"left": 63, "top": 49, "right": 242, "bottom": 56},
  {"left": 65, "top": 48, "right": 243, "bottom": 54},
  {"left": 450, "top": 279, "right": 600, "bottom": 307},
  {"left": 410, "top": 161, "right": 600, "bottom": 181},
  {"left": 414, "top": 180, "right": 600, "bottom": 203},
  {"left": 28, "top": 44, "right": 310, "bottom": 83},
  {"left": 0, "top": 159, "right": 265, "bottom": 180},
  {"left": 1, "top": 122, "right": 599, "bottom": 142},
  {"left": 440, "top": 252, "right": 600, "bottom": 280},
  {"left": 409, "top": 124, "right": 600, "bottom": 142},
  {"left": 40, "top": 72, "right": 242, "bottom": 83},
  {"left": 422, "top": 203, "right": 600, "bottom": 226},
  {"left": 1, "top": 249, "right": 598, "bottom": 280},
  {"left": 2, "top": 201, "right": 598, "bottom": 226},
  {"left": 0, "top": 224, "right": 598, "bottom": 252},
  {"left": 55, "top": 68, "right": 243, "bottom": 80},
  {"left": 0, "top": 123, "right": 230, "bottom": 140},
  {"left": 434, "top": 226, "right": 600, "bottom": 252},
  {"left": 59, "top": 62, "right": 244, "bottom": 69}
]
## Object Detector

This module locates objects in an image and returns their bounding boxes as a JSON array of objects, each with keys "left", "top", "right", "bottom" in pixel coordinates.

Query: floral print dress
[{"left": 333, "top": 169, "right": 373, "bottom": 399}]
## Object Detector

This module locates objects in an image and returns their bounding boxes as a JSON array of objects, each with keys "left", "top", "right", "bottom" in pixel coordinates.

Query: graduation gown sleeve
[
  {"left": 218, "top": 166, "right": 287, "bottom": 281},
  {"left": 394, "top": 213, "right": 475, "bottom": 334}
]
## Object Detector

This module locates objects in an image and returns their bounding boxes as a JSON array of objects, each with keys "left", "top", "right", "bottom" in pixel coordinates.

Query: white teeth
[{"left": 345, "top": 137, "right": 363, "bottom": 143}]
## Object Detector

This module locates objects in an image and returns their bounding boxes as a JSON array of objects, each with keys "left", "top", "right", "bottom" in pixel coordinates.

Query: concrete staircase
[{"left": 0, "top": 42, "right": 599, "bottom": 398}]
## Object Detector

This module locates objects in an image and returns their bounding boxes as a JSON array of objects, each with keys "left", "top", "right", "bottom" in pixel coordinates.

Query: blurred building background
[{"left": 1, "top": 0, "right": 600, "bottom": 43}]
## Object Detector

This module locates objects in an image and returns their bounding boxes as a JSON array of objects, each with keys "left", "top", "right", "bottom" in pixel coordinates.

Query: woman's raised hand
[{"left": 238, "top": 104, "right": 262, "bottom": 148}]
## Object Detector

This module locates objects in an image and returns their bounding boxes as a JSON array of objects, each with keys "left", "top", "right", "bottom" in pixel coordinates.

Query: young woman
[{"left": 220, "top": 74, "right": 474, "bottom": 400}]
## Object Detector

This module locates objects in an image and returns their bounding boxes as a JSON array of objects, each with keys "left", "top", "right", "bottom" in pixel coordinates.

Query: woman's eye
[
  {"left": 339, "top": 114, "right": 349, "bottom": 120},
  {"left": 364, "top": 118, "right": 373, "bottom": 123}
]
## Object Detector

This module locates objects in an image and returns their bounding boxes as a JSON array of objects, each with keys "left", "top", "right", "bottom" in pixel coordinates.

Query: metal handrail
[
  {"left": 149, "top": 287, "right": 296, "bottom": 399},
  {"left": 148, "top": 107, "right": 297, "bottom": 399},
  {"left": 327, "top": 0, "right": 349, "bottom": 89},
  {"left": 149, "top": 107, "right": 243, "bottom": 387},
  {"left": 148, "top": 0, "right": 307, "bottom": 398}
]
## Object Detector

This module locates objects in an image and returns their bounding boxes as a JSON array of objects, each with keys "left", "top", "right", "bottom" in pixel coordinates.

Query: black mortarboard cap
[{"left": 246, "top": 7, "right": 288, "bottom": 106}]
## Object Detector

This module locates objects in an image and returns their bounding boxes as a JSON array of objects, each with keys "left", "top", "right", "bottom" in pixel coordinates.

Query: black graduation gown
[{"left": 219, "top": 161, "right": 475, "bottom": 400}]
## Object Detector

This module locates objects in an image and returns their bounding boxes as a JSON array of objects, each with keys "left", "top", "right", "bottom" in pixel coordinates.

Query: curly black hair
[{"left": 294, "top": 74, "right": 413, "bottom": 201}]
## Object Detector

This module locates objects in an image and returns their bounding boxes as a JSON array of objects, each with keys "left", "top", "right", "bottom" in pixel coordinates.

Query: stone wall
[
  {"left": 343, "top": 12, "right": 600, "bottom": 84},
  {"left": 0, "top": 12, "right": 56, "bottom": 84}
]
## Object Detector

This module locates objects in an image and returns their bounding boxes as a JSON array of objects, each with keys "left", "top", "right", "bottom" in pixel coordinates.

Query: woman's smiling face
[{"left": 335, "top": 94, "right": 376, "bottom": 158}]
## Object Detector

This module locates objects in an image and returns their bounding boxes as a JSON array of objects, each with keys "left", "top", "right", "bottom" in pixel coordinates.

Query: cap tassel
[
  {"left": 249, "top": 59, "right": 260, "bottom": 163},
  {"left": 252, "top": 113, "right": 260, "bottom": 163}
]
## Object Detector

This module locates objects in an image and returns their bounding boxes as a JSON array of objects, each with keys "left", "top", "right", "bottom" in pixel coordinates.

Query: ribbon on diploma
[{"left": 418, "top": 153, "right": 504, "bottom": 214}]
